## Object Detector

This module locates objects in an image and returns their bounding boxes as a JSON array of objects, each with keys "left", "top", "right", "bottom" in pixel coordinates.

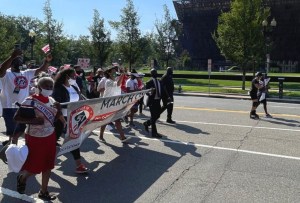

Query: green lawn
[{"left": 142, "top": 76, "right": 300, "bottom": 98}]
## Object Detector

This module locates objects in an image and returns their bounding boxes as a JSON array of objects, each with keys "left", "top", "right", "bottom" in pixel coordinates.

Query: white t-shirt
[
  {"left": 103, "top": 79, "right": 121, "bottom": 97},
  {"left": 0, "top": 69, "right": 35, "bottom": 108},
  {"left": 125, "top": 78, "right": 138, "bottom": 91},
  {"left": 62, "top": 85, "right": 80, "bottom": 116},
  {"left": 97, "top": 77, "right": 107, "bottom": 97}
]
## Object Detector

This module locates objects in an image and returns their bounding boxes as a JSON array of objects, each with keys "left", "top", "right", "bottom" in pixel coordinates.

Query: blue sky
[{"left": 0, "top": 0, "right": 177, "bottom": 39}]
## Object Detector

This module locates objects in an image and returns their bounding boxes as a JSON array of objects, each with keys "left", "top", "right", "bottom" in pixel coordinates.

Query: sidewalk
[{"left": 174, "top": 92, "right": 300, "bottom": 104}]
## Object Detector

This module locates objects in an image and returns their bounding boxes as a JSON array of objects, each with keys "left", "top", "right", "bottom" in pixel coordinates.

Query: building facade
[{"left": 173, "top": 0, "right": 300, "bottom": 72}]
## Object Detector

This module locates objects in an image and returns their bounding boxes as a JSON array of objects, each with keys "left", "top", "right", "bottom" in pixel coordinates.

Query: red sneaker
[{"left": 75, "top": 164, "right": 89, "bottom": 174}]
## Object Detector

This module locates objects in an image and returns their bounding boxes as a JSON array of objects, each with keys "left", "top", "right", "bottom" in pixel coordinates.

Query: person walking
[
  {"left": 143, "top": 69, "right": 163, "bottom": 138},
  {"left": 0, "top": 49, "right": 52, "bottom": 145},
  {"left": 258, "top": 75, "right": 272, "bottom": 118},
  {"left": 52, "top": 68, "right": 89, "bottom": 174},
  {"left": 249, "top": 72, "right": 264, "bottom": 119},
  {"left": 160, "top": 67, "right": 175, "bottom": 123},
  {"left": 125, "top": 69, "right": 139, "bottom": 127},
  {"left": 13, "top": 76, "right": 62, "bottom": 200},
  {"left": 98, "top": 66, "right": 130, "bottom": 143}
]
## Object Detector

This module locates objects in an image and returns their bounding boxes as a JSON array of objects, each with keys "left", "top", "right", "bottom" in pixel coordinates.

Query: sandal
[
  {"left": 17, "top": 174, "right": 26, "bottom": 194},
  {"left": 38, "top": 190, "right": 57, "bottom": 201}
]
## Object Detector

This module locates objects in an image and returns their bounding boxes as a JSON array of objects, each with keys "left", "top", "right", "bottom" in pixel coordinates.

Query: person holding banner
[
  {"left": 143, "top": 69, "right": 163, "bottom": 138},
  {"left": 125, "top": 69, "right": 139, "bottom": 127},
  {"left": 98, "top": 66, "right": 130, "bottom": 143},
  {"left": 52, "top": 68, "right": 89, "bottom": 174},
  {"left": 13, "top": 76, "right": 62, "bottom": 200}
]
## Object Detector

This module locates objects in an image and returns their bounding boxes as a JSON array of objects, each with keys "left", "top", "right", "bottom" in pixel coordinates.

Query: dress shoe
[
  {"left": 166, "top": 119, "right": 176, "bottom": 124},
  {"left": 143, "top": 122, "right": 149, "bottom": 132},
  {"left": 152, "top": 133, "right": 162, "bottom": 138}
]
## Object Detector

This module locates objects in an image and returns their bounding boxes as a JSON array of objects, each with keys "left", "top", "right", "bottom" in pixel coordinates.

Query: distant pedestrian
[
  {"left": 249, "top": 72, "right": 264, "bottom": 119},
  {"left": 258, "top": 75, "right": 272, "bottom": 118},
  {"left": 160, "top": 67, "right": 175, "bottom": 123}
]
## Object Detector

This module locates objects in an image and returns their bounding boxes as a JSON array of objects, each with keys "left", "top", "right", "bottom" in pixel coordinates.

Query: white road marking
[
  {"left": 176, "top": 120, "right": 300, "bottom": 132},
  {"left": 94, "top": 130, "right": 300, "bottom": 161},
  {"left": 0, "top": 187, "right": 46, "bottom": 202}
]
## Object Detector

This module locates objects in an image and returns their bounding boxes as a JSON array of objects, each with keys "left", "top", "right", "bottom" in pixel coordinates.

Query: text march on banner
[{"left": 57, "top": 89, "right": 151, "bottom": 156}]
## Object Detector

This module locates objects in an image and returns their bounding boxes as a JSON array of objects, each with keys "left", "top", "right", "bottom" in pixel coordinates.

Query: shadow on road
[
  {"left": 50, "top": 139, "right": 186, "bottom": 203},
  {"left": 262, "top": 117, "right": 300, "bottom": 127},
  {"left": 159, "top": 121, "right": 210, "bottom": 135}
]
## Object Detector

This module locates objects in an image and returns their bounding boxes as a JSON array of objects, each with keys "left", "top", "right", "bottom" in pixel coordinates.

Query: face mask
[
  {"left": 68, "top": 78, "right": 77, "bottom": 85},
  {"left": 112, "top": 72, "right": 117, "bottom": 78},
  {"left": 40, "top": 88, "right": 53, "bottom": 97}
]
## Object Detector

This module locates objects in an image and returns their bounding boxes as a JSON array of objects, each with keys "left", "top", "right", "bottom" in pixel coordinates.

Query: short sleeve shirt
[
  {"left": 0, "top": 69, "right": 36, "bottom": 108},
  {"left": 250, "top": 78, "right": 259, "bottom": 95}
]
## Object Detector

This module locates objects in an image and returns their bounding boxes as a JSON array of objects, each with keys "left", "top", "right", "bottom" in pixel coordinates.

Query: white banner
[{"left": 57, "top": 89, "right": 150, "bottom": 156}]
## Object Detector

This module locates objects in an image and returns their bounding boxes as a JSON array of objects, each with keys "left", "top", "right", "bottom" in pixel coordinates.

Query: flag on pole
[
  {"left": 56, "top": 89, "right": 151, "bottom": 156},
  {"left": 41, "top": 44, "right": 50, "bottom": 53},
  {"left": 48, "top": 66, "right": 57, "bottom": 73}
]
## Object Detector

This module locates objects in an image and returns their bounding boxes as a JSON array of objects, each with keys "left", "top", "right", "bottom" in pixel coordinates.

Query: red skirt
[{"left": 22, "top": 132, "right": 56, "bottom": 174}]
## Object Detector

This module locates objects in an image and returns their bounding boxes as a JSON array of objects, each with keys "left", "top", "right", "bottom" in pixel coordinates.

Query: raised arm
[
  {"left": 34, "top": 54, "right": 53, "bottom": 76},
  {"left": 0, "top": 49, "right": 23, "bottom": 78}
]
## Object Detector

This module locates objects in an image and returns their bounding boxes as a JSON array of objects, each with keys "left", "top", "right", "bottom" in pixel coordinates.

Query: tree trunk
[{"left": 242, "top": 67, "right": 246, "bottom": 90}]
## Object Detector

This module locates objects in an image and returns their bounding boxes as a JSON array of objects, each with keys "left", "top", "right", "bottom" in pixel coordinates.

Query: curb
[{"left": 173, "top": 92, "right": 300, "bottom": 104}]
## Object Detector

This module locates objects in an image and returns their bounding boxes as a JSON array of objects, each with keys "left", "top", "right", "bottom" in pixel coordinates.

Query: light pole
[
  {"left": 28, "top": 31, "right": 36, "bottom": 60},
  {"left": 262, "top": 18, "right": 277, "bottom": 75}
]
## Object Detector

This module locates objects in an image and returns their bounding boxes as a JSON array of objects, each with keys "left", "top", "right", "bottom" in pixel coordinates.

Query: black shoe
[
  {"left": 2, "top": 140, "right": 9, "bottom": 146},
  {"left": 143, "top": 122, "right": 149, "bottom": 132},
  {"left": 38, "top": 190, "right": 57, "bottom": 201},
  {"left": 17, "top": 174, "right": 26, "bottom": 194},
  {"left": 166, "top": 119, "right": 176, "bottom": 124},
  {"left": 152, "top": 133, "right": 162, "bottom": 138}
]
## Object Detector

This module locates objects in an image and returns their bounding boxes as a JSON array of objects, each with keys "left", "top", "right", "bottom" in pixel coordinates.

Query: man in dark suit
[
  {"left": 143, "top": 69, "right": 162, "bottom": 138},
  {"left": 161, "top": 67, "right": 175, "bottom": 123}
]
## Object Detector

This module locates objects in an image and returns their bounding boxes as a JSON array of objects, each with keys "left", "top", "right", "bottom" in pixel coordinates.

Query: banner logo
[{"left": 69, "top": 105, "right": 93, "bottom": 138}]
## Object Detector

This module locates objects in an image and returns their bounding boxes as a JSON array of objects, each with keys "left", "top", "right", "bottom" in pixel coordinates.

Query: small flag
[
  {"left": 41, "top": 44, "right": 50, "bottom": 53},
  {"left": 64, "top": 64, "right": 71, "bottom": 69},
  {"left": 48, "top": 66, "right": 57, "bottom": 73}
]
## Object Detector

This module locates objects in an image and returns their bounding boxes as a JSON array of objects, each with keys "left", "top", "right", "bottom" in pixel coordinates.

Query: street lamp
[
  {"left": 28, "top": 31, "right": 36, "bottom": 60},
  {"left": 262, "top": 18, "right": 277, "bottom": 75}
]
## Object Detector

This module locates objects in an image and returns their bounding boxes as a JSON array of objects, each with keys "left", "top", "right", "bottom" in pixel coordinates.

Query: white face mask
[
  {"left": 68, "top": 79, "right": 77, "bottom": 86},
  {"left": 40, "top": 88, "right": 53, "bottom": 97}
]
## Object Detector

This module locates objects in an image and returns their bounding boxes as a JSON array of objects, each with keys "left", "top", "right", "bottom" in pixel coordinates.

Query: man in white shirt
[
  {"left": 0, "top": 49, "right": 52, "bottom": 145},
  {"left": 125, "top": 71, "right": 139, "bottom": 127}
]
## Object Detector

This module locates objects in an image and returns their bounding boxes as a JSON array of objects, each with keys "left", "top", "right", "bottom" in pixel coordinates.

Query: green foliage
[
  {"left": 214, "top": 0, "right": 269, "bottom": 65},
  {"left": 89, "top": 9, "right": 112, "bottom": 67},
  {"left": 109, "top": 0, "right": 141, "bottom": 71},
  {"left": 154, "top": 4, "right": 176, "bottom": 68},
  {"left": 0, "top": 14, "right": 21, "bottom": 62}
]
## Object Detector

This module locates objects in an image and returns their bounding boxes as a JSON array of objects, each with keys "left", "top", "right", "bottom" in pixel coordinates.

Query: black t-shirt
[{"left": 250, "top": 78, "right": 259, "bottom": 95}]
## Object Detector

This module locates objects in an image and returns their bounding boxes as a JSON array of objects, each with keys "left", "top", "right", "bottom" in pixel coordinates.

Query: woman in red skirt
[{"left": 14, "top": 76, "right": 64, "bottom": 201}]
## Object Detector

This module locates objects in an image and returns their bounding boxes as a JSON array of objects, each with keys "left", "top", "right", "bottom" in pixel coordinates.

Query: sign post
[{"left": 208, "top": 59, "right": 212, "bottom": 95}]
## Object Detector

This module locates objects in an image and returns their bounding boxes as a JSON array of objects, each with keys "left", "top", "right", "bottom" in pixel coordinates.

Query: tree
[
  {"left": 43, "top": 0, "right": 64, "bottom": 65},
  {"left": 0, "top": 14, "right": 20, "bottom": 62},
  {"left": 214, "top": 0, "right": 269, "bottom": 90},
  {"left": 109, "top": 0, "right": 141, "bottom": 71},
  {"left": 89, "top": 9, "right": 111, "bottom": 67},
  {"left": 154, "top": 4, "right": 177, "bottom": 68}
]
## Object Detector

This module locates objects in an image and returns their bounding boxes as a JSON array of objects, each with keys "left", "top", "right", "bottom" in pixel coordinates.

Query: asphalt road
[{"left": 0, "top": 95, "right": 300, "bottom": 203}]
